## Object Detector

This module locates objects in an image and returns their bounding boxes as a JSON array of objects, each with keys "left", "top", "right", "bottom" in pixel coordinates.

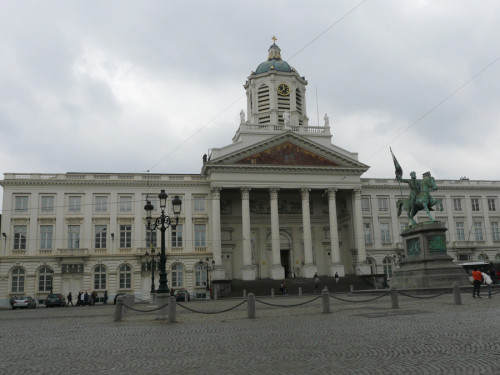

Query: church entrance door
[{"left": 280, "top": 250, "right": 290, "bottom": 278}]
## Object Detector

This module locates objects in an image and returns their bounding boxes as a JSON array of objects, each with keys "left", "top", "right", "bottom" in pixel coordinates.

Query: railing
[{"left": 57, "top": 248, "right": 89, "bottom": 256}]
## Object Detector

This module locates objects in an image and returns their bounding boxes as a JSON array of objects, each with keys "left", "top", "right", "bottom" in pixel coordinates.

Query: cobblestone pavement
[{"left": 1, "top": 291, "right": 500, "bottom": 375}]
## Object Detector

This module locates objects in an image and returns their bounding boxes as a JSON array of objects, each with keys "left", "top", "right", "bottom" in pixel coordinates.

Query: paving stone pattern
[{"left": 1, "top": 293, "right": 499, "bottom": 375}]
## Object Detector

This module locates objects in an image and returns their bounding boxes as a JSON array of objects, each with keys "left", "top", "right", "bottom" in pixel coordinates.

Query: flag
[{"left": 390, "top": 147, "right": 403, "bottom": 178}]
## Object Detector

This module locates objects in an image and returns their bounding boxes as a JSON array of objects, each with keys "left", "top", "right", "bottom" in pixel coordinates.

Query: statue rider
[{"left": 396, "top": 171, "right": 421, "bottom": 217}]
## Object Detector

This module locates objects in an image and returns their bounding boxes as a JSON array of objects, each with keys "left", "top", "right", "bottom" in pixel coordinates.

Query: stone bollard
[
  {"left": 322, "top": 287, "right": 330, "bottom": 314},
  {"left": 150, "top": 292, "right": 156, "bottom": 304},
  {"left": 184, "top": 293, "right": 188, "bottom": 302},
  {"left": 214, "top": 288, "right": 218, "bottom": 300},
  {"left": 243, "top": 289, "right": 247, "bottom": 299},
  {"left": 156, "top": 293, "right": 169, "bottom": 320},
  {"left": 168, "top": 296, "right": 177, "bottom": 323},
  {"left": 299, "top": 287, "right": 302, "bottom": 296},
  {"left": 350, "top": 284, "right": 354, "bottom": 293},
  {"left": 453, "top": 283, "right": 462, "bottom": 305},
  {"left": 114, "top": 296, "right": 124, "bottom": 322},
  {"left": 271, "top": 288, "right": 275, "bottom": 298},
  {"left": 247, "top": 293, "right": 256, "bottom": 319},
  {"left": 391, "top": 287, "right": 399, "bottom": 309}
]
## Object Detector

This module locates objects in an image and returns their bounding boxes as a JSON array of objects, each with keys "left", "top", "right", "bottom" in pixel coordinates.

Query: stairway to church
[{"left": 227, "top": 274, "right": 379, "bottom": 298}]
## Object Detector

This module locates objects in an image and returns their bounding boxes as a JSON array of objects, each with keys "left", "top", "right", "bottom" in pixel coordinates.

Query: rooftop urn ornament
[{"left": 390, "top": 148, "right": 440, "bottom": 225}]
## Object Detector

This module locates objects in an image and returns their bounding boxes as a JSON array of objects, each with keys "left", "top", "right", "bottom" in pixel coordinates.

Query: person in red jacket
[{"left": 472, "top": 267, "right": 483, "bottom": 298}]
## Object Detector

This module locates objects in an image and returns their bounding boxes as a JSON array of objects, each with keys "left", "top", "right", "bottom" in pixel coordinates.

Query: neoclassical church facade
[{"left": 1, "top": 42, "right": 500, "bottom": 306}]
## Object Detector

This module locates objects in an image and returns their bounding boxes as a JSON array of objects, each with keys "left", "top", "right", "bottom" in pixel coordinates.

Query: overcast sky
[{"left": 1, "top": 0, "right": 500, "bottom": 212}]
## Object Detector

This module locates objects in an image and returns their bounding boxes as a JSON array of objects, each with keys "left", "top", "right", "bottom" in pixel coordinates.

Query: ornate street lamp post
[
  {"left": 144, "top": 190, "right": 182, "bottom": 295},
  {"left": 200, "top": 257, "right": 216, "bottom": 292},
  {"left": 144, "top": 248, "right": 159, "bottom": 293}
]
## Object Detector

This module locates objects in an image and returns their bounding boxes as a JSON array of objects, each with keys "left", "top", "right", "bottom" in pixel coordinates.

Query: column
[
  {"left": 211, "top": 187, "right": 225, "bottom": 280},
  {"left": 270, "top": 188, "right": 284, "bottom": 280},
  {"left": 301, "top": 188, "right": 317, "bottom": 278},
  {"left": 327, "top": 188, "right": 345, "bottom": 277},
  {"left": 353, "top": 189, "right": 371, "bottom": 275},
  {"left": 241, "top": 188, "right": 256, "bottom": 280}
]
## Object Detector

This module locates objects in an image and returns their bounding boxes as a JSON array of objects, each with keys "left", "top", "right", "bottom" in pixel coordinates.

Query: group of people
[
  {"left": 471, "top": 266, "right": 497, "bottom": 299},
  {"left": 67, "top": 291, "right": 108, "bottom": 306}
]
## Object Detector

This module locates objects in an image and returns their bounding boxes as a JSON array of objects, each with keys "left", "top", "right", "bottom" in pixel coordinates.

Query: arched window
[
  {"left": 11, "top": 268, "right": 25, "bottom": 293},
  {"left": 38, "top": 266, "right": 53, "bottom": 292},
  {"left": 119, "top": 265, "right": 131, "bottom": 289},
  {"left": 383, "top": 257, "right": 393, "bottom": 279},
  {"left": 171, "top": 264, "right": 184, "bottom": 288},
  {"left": 195, "top": 263, "right": 207, "bottom": 288},
  {"left": 94, "top": 265, "right": 107, "bottom": 290}
]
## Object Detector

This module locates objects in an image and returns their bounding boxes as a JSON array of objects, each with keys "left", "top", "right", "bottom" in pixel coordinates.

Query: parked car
[
  {"left": 10, "top": 296, "right": 37, "bottom": 309},
  {"left": 113, "top": 293, "right": 126, "bottom": 305},
  {"left": 45, "top": 293, "right": 67, "bottom": 307},
  {"left": 174, "top": 289, "right": 190, "bottom": 302}
]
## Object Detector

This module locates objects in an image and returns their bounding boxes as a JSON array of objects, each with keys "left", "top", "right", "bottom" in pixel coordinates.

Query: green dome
[
  {"left": 254, "top": 42, "right": 294, "bottom": 75},
  {"left": 255, "top": 59, "right": 292, "bottom": 74}
]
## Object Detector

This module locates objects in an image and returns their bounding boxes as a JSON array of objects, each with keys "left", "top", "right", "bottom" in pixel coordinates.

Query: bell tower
[{"left": 244, "top": 37, "right": 309, "bottom": 126}]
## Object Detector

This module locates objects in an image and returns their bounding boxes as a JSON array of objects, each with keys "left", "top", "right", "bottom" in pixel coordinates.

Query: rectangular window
[
  {"left": 94, "top": 196, "right": 108, "bottom": 213},
  {"left": 119, "top": 195, "right": 133, "bottom": 213},
  {"left": 146, "top": 230, "right": 157, "bottom": 248},
  {"left": 15, "top": 196, "right": 29, "bottom": 212},
  {"left": 363, "top": 223, "right": 372, "bottom": 245},
  {"left": 488, "top": 198, "right": 497, "bottom": 212},
  {"left": 471, "top": 198, "right": 480, "bottom": 212},
  {"left": 474, "top": 222, "right": 484, "bottom": 241},
  {"left": 380, "top": 223, "right": 391, "bottom": 243},
  {"left": 361, "top": 197, "right": 370, "bottom": 212},
  {"left": 172, "top": 224, "right": 183, "bottom": 247},
  {"left": 455, "top": 222, "right": 465, "bottom": 241},
  {"left": 435, "top": 198, "right": 444, "bottom": 212},
  {"left": 68, "top": 196, "right": 82, "bottom": 213},
  {"left": 453, "top": 198, "right": 462, "bottom": 211},
  {"left": 94, "top": 225, "right": 107, "bottom": 249},
  {"left": 194, "top": 224, "right": 206, "bottom": 247},
  {"left": 40, "top": 225, "right": 53, "bottom": 250},
  {"left": 40, "top": 196, "right": 55, "bottom": 213},
  {"left": 68, "top": 225, "right": 80, "bottom": 249},
  {"left": 120, "top": 225, "right": 132, "bottom": 248},
  {"left": 491, "top": 222, "right": 500, "bottom": 241},
  {"left": 194, "top": 197, "right": 206, "bottom": 212},
  {"left": 13, "top": 225, "right": 27, "bottom": 250},
  {"left": 378, "top": 197, "right": 389, "bottom": 212}
]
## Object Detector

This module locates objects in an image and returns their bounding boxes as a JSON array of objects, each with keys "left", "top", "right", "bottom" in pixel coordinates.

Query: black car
[
  {"left": 45, "top": 293, "right": 67, "bottom": 307},
  {"left": 174, "top": 289, "right": 190, "bottom": 302}
]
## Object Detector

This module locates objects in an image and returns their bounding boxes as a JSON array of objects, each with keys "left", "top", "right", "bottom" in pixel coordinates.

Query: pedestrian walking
[
  {"left": 481, "top": 271, "right": 493, "bottom": 299},
  {"left": 335, "top": 272, "right": 339, "bottom": 284},
  {"left": 84, "top": 291, "right": 89, "bottom": 306},
  {"left": 313, "top": 272, "right": 320, "bottom": 293},
  {"left": 472, "top": 267, "right": 482, "bottom": 298},
  {"left": 77, "top": 292, "right": 83, "bottom": 306},
  {"left": 283, "top": 281, "right": 288, "bottom": 296},
  {"left": 67, "top": 292, "right": 74, "bottom": 306},
  {"left": 280, "top": 282, "right": 284, "bottom": 295},
  {"left": 104, "top": 290, "right": 108, "bottom": 305}
]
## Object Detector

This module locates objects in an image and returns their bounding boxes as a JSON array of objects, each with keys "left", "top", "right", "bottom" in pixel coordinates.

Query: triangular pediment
[
  {"left": 205, "top": 132, "right": 369, "bottom": 172},
  {"left": 235, "top": 142, "right": 340, "bottom": 166}
]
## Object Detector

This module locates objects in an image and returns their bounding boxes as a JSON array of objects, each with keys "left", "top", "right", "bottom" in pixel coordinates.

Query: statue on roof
[
  {"left": 283, "top": 110, "right": 291, "bottom": 128},
  {"left": 240, "top": 109, "right": 245, "bottom": 123},
  {"left": 324, "top": 114, "right": 330, "bottom": 127}
]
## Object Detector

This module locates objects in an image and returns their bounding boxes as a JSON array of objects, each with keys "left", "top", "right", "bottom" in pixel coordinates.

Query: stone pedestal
[
  {"left": 241, "top": 265, "right": 257, "bottom": 280},
  {"left": 301, "top": 263, "right": 317, "bottom": 278},
  {"left": 391, "top": 222, "right": 469, "bottom": 288},
  {"left": 329, "top": 263, "right": 345, "bottom": 277}
]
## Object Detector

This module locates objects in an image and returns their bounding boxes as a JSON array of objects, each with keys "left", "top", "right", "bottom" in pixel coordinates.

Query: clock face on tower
[{"left": 277, "top": 83, "right": 290, "bottom": 96}]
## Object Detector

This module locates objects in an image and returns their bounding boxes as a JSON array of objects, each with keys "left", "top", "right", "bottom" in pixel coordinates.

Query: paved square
[{"left": 1, "top": 292, "right": 499, "bottom": 375}]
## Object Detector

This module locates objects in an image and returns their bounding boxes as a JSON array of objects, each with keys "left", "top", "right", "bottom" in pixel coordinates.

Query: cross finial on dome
[{"left": 272, "top": 35, "right": 277, "bottom": 43}]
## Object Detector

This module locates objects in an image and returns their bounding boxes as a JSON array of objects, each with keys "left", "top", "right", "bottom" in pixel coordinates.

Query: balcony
[{"left": 57, "top": 248, "right": 89, "bottom": 257}]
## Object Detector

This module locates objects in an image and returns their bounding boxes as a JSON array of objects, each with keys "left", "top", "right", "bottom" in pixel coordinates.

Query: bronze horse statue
[{"left": 397, "top": 173, "right": 440, "bottom": 225}]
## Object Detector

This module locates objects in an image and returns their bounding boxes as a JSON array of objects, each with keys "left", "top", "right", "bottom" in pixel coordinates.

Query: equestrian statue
[{"left": 390, "top": 148, "right": 440, "bottom": 225}]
